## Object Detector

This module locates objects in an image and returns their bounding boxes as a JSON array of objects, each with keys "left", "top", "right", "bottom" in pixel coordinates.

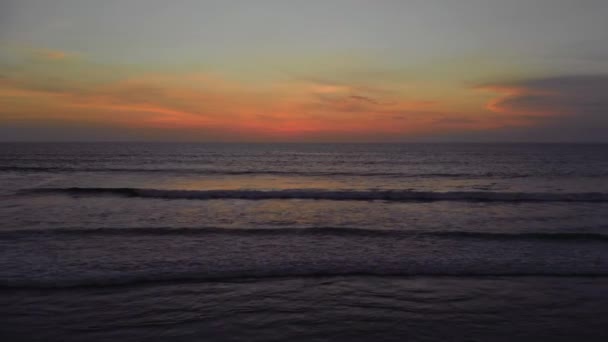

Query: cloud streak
[
  {"left": 2, "top": 50, "right": 499, "bottom": 141},
  {"left": 31, "top": 48, "right": 73, "bottom": 61},
  {"left": 3, "top": 47, "right": 605, "bottom": 141},
  {"left": 470, "top": 75, "right": 608, "bottom": 141}
]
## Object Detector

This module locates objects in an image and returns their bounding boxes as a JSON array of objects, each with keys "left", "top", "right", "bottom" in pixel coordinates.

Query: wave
[
  {"left": 21, "top": 187, "right": 608, "bottom": 202},
  {"left": 1, "top": 226, "right": 608, "bottom": 241},
  {"left": 4, "top": 272, "right": 608, "bottom": 289},
  {"left": 0, "top": 165, "right": 530, "bottom": 178},
  {"left": 5, "top": 165, "right": 608, "bottom": 178},
  {"left": 2, "top": 226, "right": 607, "bottom": 289}
]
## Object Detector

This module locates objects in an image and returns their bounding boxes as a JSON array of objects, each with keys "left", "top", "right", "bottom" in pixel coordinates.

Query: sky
[{"left": 0, "top": 0, "right": 607, "bottom": 142}]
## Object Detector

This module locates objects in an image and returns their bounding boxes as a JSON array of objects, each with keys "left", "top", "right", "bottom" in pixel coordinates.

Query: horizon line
[{"left": 1, "top": 141, "right": 608, "bottom": 144}]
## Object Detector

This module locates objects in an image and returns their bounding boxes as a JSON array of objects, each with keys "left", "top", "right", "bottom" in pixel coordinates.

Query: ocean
[{"left": 1, "top": 143, "right": 607, "bottom": 341}]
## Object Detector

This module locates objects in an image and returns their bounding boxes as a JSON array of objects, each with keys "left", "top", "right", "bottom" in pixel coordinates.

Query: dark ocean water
[{"left": 1, "top": 143, "right": 607, "bottom": 341}]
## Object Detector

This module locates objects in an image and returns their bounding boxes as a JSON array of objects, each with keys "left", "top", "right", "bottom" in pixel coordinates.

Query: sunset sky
[{"left": 1, "top": 0, "right": 607, "bottom": 142}]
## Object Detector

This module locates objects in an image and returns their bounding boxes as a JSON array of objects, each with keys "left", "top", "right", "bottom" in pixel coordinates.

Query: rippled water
[{"left": 1, "top": 143, "right": 607, "bottom": 341}]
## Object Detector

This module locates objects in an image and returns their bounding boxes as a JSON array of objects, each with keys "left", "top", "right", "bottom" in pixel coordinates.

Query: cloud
[
  {"left": 30, "top": 48, "right": 75, "bottom": 61},
  {"left": 473, "top": 75, "right": 608, "bottom": 141},
  {"left": 349, "top": 95, "right": 380, "bottom": 105},
  {"left": 0, "top": 59, "right": 504, "bottom": 141},
  {"left": 9, "top": 47, "right": 603, "bottom": 141},
  {"left": 481, "top": 75, "right": 608, "bottom": 115}
]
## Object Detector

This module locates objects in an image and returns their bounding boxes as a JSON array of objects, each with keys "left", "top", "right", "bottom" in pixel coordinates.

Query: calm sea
[{"left": 1, "top": 143, "right": 607, "bottom": 341}]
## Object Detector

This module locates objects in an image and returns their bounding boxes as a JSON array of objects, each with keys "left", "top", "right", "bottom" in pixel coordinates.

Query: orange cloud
[
  {"left": 30, "top": 48, "right": 74, "bottom": 61},
  {"left": 477, "top": 84, "right": 557, "bottom": 117},
  {"left": 0, "top": 51, "right": 531, "bottom": 141}
]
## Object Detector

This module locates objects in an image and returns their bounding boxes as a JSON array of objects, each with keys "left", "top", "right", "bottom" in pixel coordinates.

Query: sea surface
[{"left": 1, "top": 143, "right": 607, "bottom": 341}]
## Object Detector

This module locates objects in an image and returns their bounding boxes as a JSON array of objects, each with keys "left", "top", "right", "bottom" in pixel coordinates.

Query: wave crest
[
  {"left": 1, "top": 226, "right": 608, "bottom": 241},
  {"left": 2, "top": 226, "right": 607, "bottom": 289},
  {"left": 21, "top": 187, "right": 608, "bottom": 202}
]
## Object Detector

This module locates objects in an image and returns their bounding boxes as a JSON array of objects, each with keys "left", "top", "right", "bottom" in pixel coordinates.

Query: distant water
[{"left": 1, "top": 143, "right": 607, "bottom": 341}]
